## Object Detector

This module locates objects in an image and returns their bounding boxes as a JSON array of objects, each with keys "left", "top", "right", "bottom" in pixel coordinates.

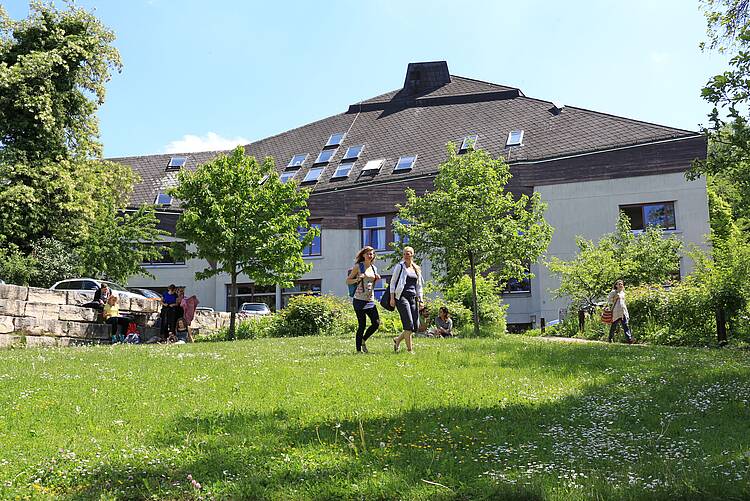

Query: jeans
[
  {"left": 355, "top": 306, "right": 380, "bottom": 351},
  {"left": 160, "top": 305, "right": 178, "bottom": 338},
  {"left": 609, "top": 316, "right": 633, "bottom": 343},
  {"left": 107, "top": 317, "right": 129, "bottom": 343}
]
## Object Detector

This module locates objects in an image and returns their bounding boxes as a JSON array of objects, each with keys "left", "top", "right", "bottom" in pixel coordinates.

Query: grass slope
[{"left": 0, "top": 335, "right": 749, "bottom": 500}]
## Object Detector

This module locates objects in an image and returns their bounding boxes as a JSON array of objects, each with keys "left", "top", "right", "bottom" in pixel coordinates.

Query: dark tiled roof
[{"left": 115, "top": 63, "right": 698, "bottom": 207}]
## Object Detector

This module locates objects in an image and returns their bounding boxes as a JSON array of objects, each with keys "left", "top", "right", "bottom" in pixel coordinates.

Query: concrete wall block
[
  {"left": 13, "top": 317, "right": 66, "bottom": 336},
  {"left": 24, "top": 303, "right": 61, "bottom": 321},
  {"left": 25, "top": 335, "right": 58, "bottom": 348},
  {"left": 0, "top": 284, "right": 28, "bottom": 301},
  {"left": 0, "top": 334, "right": 24, "bottom": 348},
  {"left": 58, "top": 305, "right": 98, "bottom": 322},
  {"left": 27, "top": 287, "right": 67, "bottom": 305},
  {"left": 66, "top": 291, "right": 94, "bottom": 306},
  {"left": 0, "top": 300, "right": 26, "bottom": 317},
  {"left": 0, "top": 315, "right": 14, "bottom": 334},
  {"left": 129, "top": 297, "right": 147, "bottom": 312},
  {"left": 66, "top": 321, "right": 111, "bottom": 340},
  {"left": 117, "top": 296, "right": 131, "bottom": 311}
]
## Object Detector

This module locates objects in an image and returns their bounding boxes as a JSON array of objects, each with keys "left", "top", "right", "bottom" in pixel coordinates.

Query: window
[
  {"left": 361, "top": 158, "right": 384, "bottom": 172},
  {"left": 167, "top": 156, "right": 186, "bottom": 170},
  {"left": 299, "top": 223, "right": 321, "bottom": 256},
  {"left": 361, "top": 216, "right": 387, "bottom": 251},
  {"left": 281, "top": 280, "right": 322, "bottom": 308},
  {"left": 620, "top": 202, "right": 676, "bottom": 231},
  {"left": 280, "top": 169, "right": 298, "bottom": 184},
  {"left": 394, "top": 218, "right": 410, "bottom": 244},
  {"left": 314, "top": 148, "right": 337, "bottom": 164},
  {"left": 506, "top": 130, "right": 524, "bottom": 147},
  {"left": 394, "top": 155, "right": 417, "bottom": 172},
  {"left": 227, "top": 283, "right": 276, "bottom": 312},
  {"left": 141, "top": 243, "right": 186, "bottom": 266},
  {"left": 460, "top": 135, "right": 478, "bottom": 152},
  {"left": 343, "top": 144, "right": 364, "bottom": 160},
  {"left": 332, "top": 161, "right": 355, "bottom": 179},
  {"left": 288, "top": 154, "right": 307, "bottom": 167},
  {"left": 325, "top": 133, "right": 346, "bottom": 147},
  {"left": 155, "top": 193, "right": 172, "bottom": 206},
  {"left": 502, "top": 263, "right": 531, "bottom": 294},
  {"left": 302, "top": 166, "right": 325, "bottom": 183},
  {"left": 374, "top": 277, "right": 390, "bottom": 301}
]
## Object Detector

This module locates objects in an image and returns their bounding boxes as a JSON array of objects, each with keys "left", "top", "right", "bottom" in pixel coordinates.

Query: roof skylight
[
  {"left": 314, "top": 148, "right": 337, "bottom": 164},
  {"left": 332, "top": 161, "right": 355, "bottom": 179},
  {"left": 288, "top": 154, "right": 307, "bottom": 167},
  {"left": 155, "top": 193, "right": 173, "bottom": 206},
  {"left": 506, "top": 130, "right": 524, "bottom": 147},
  {"left": 343, "top": 144, "right": 364, "bottom": 160},
  {"left": 166, "top": 156, "right": 186, "bottom": 170},
  {"left": 394, "top": 155, "right": 417, "bottom": 171},
  {"left": 460, "top": 135, "right": 478, "bottom": 152},
  {"left": 361, "top": 159, "right": 385, "bottom": 172},
  {"left": 325, "top": 133, "right": 346, "bottom": 147},
  {"left": 280, "top": 170, "right": 298, "bottom": 184},
  {"left": 302, "top": 166, "right": 325, "bottom": 183}
]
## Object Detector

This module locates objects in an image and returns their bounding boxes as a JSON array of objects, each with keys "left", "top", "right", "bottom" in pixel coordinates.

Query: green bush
[
  {"left": 444, "top": 274, "right": 507, "bottom": 326},
  {"left": 194, "top": 315, "right": 278, "bottom": 342},
  {"left": 270, "top": 294, "right": 351, "bottom": 338},
  {"left": 0, "top": 242, "right": 35, "bottom": 285},
  {"left": 424, "top": 299, "right": 472, "bottom": 328}
]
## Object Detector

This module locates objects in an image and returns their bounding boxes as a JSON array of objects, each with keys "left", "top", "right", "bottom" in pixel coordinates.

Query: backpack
[{"left": 347, "top": 262, "right": 366, "bottom": 297}]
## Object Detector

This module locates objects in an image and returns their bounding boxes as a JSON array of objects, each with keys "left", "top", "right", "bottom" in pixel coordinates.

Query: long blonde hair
[
  {"left": 403, "top": 246, "right": 422, "bottom": 275},
  {"left": 355, "top": 246, "right": 376, "bottom": 264}
]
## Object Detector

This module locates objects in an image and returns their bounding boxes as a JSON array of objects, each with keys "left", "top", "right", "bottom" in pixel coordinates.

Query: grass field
[{"left": 1, "top": 334, "right": 749, "bottom": 500}]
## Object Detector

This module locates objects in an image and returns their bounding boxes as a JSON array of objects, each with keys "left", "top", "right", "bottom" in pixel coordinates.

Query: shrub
[
  {"left": 425, "top": 299, "right": 472, "bottom": 329},
  {"left": 444, "top": 274, "right": 507, "bottom": 326},
  {"left": 0, "top": 243, "right": 35, "bottom": 285},
  {"left": 195, "top": 315, "right": 278, "bottom": 342},
  {"left": 270, "top": 294, "right": 350, "bottom": 338},
  {"left": 30, "top": 237, "right": 81, "bottom": 287}
]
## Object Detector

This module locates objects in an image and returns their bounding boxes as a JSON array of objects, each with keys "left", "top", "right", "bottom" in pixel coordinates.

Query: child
[
  {"left": 175, "top": 317, "right": 190, "bottom": 343},
  {"left": 103, "top": 295, "right": 128, "bottom": 343}
]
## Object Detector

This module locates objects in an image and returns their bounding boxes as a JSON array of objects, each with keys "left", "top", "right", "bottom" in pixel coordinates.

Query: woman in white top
[
  {"left": 607, "top": 279, "right": 633, "bottom": 343},
  {"left": 346, "top": 246, "right": 381, "bottom": 353},
  {"left": 390, "top": 246, "right": 424, "bottom": 354}
]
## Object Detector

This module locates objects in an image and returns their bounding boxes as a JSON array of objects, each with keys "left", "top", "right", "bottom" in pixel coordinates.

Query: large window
[
  {"left": 141, "top": 243, "right": 186, "bottom": 265},
  {"left": 374, "top": 276, "right": 390, "bottom": 301},
  {"left": 227, "top": 283, "right": 276, "bottom": 312},
  {"left": 282, "top": 280, "right": 322, "bottom": 308},
  {"left": 299, "top": 223, "right": 321, "bottom": 257},
  {"left": 361, "top": 216, "right": 387, "bottom": 251},
  {"left": 620, "top": 201, "right": 676, "bottom": 231}
]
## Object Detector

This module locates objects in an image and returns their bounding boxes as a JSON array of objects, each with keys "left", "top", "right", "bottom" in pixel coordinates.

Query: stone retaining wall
[{"left": 0, "top": 284, "right": 230, "bottom": 348}]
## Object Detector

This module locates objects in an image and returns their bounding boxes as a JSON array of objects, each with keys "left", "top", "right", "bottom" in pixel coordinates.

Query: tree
[
  {"left": 171, "top": 146, "right": 317, "bottom": 339},
  {"left": 394, "top": 145, "right": 553, "bottom": 336},
  {"left": 548, "top": 214, "right": 683, "bottom": 316}
]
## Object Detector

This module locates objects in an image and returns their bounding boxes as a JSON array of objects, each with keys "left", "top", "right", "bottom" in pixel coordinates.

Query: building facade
[{"left": 117, "top": 61, "right": 709, "bottom": 328}]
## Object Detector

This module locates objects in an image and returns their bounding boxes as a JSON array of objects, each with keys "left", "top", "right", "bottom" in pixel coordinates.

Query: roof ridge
[{"left": 450, "top": 74, "right": 520, "bottom": 92}]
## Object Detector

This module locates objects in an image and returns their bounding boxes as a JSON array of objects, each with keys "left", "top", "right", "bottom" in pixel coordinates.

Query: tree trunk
[
  {"left": 716, "top": 307, "right": 727, "bottom": 347},
  {"left": 468, "top": 250, "right": 480, "bottom": 337},
  {"left": 228, "top": 266, "right": 238, "bottom": 341}
]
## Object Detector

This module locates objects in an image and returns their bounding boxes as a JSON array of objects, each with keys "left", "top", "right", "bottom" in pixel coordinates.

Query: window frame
[
  {"left": 619, "top": 201, "right": 677, "bottom": 231},
  {"left": 287, "top": 154, "right": 308, "bottom": 168},
  {"left": 393, "top": 155, "right": 417, "bottom": 172},
  {"left": 154, "top": 193, "right": 173, "bottom": 206},
  {"left": 361, "top": 158, "right": 385, "bottom": 172},
  {"left": 360, "top": 213, "right": 400, "bottom": 251},
  {"left": 281, "top": 279, "right": 322, "bottom": 308},
  {"left": 325, "top": 133, "right": 346, "bottom": 147},
  {"left": 506, "top": 130, "right": 524, "bottom": 147},
  {"left": 141, "top": 242, "right": 187, "bottom": 266},
  {"left": 332, "top": 161, "right": 355, "bottom": 179},
  {"left": 314, "top": 148, "right": 338, "bottom": 164},
  {"left": 299, "top": 222, "right": 322, "bottom": 257},
  {"left": 166, "top": 156, "right": 187, "bottom": 170},
  {"left": 343, "top": 144, "right": 364, "bottom": 160},
  {"left": 302, "top": 166, "right": 325, "bottom": 183},
  {"left": 279, "top": 169, "right": 299, "bottom": 184},
  {"left": 460, "top": 134, "right": 479, "bottom": 152}
]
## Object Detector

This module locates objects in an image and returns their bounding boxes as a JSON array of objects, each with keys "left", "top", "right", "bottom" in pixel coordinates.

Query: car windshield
[
  {"left": 242, "top": 304, "right": 268, "bottom": 311},
  {"left": 104, "top": 281, "right": 128, "bottom": 292}
]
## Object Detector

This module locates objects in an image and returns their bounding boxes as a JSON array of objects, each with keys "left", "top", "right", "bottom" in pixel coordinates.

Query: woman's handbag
[
  {"left": 600, "top": 307, "right": 613, "bottom": 324},
  {"left": 379, "top": 292, "right": 395, "bottom": 311}
]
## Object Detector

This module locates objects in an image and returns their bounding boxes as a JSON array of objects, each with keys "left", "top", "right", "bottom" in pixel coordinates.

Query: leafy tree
[
  {"left": 29, "top": 237, "right": 81, "bottom": 288},
  {"left": 171, "top": 146, "right": 317, "bottom": 339},
  {"left": 394, "top": 145, "right": 552, "bottom": 336},
  {"left": 548, "top": 214, "right": 683, "bottom": 312}
]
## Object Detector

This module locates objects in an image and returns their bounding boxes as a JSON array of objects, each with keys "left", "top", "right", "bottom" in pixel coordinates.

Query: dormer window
[
  {"left": 332, "top": 161, "right": 355, "bottom": 179},
  {"left": 280, "top": 170, "right": 298, "bottom": 184},
  {"left": 361, "top": 158, "right": 384, "bottom": 173},
  {"left": 288, "top": 154, "right": 307, "bottom": 168},
  {"left": 394, "top": 155, "right": 417, "bottom": 172},
  {"left": 155, "top": 193, "right": 173, "bottom": 206},
  {"left": 460, "top": 135, "right": 478, "bottom": 152},
  {"left": 302, "top": 166, "right": 325, "bottom": 183},
  {"left": 343, "top": 145, "right": 364, "bottom": 160},
  {"left": 166, "top": 156, "right": 186, "bottom": 171},
  {"left": 325, "top": 133, "right": 346, "bottom": 148},
  {"left": 506, "top": 130, "right": 524, "bottom": 147},
  {"left": 314, "top": 148, "right": 338, "bottom": 164}
]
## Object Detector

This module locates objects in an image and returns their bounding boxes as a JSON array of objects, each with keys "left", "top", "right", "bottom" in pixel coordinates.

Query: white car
[
  {"left": 239, "top": 302, "right": 271, "bottom": 316},
  {"left": 50, "top": 278, "right": 147, "bottom": 300}
]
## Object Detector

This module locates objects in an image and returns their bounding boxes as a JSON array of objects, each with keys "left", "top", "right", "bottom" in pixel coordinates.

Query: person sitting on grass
[
  {"left": 102, "top": 295, "right": 129, "bottom": 343},
  {"left": 435, "top": 307, "right": 454, "bottom": 337},
  {"left": 175, "top": 317, "right": 191, "bottom": 343}
]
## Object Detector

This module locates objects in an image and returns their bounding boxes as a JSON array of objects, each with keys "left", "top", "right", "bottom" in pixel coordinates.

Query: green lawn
[{"left": 1, "top": 334, "right": 749, "bottom": 500}]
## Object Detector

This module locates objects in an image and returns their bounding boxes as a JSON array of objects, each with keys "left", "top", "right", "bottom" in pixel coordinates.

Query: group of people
[{"left": 346, "top": 245, "right": 453, "bottom": 355}]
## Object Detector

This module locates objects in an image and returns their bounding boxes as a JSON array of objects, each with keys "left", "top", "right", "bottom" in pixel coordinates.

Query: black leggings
[
  {"left": 107, "top": 317, "right": 129, "bottom": 342},
  {"left": 355, "top": 306, "right": 380, "bottom": 351}
]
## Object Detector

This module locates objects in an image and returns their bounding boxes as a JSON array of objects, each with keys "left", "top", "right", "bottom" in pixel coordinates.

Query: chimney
[{"left": 403, "top": 61, "right": 451, "bottom": 95}]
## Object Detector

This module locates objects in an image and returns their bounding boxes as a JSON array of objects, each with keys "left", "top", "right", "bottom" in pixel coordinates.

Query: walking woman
[
  {"left": 607, "top": 279, "right": 634, "bottom": 344},
  {"left": 346, "top": 246, "right": 381, "bottom": 353},
  {"left": 390, "top": 246, "right": 424, "bottom": 354}
]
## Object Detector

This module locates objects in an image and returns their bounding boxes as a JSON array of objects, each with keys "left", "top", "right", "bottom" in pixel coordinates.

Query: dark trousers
[
  {"left": 107, "top": 317, "right": 129, "bottom": 342},
  {"left": 609, "top": 316, "right": 633, "bottom": 342},
  {"left": 160, "top": 306, "right": 178, "bottom": 338},
  {"left": 355, "top": 306, "right": 380, "bottom": 351},
  {"left": 396, "top": 292, "right": 419, "bottom": 332}
]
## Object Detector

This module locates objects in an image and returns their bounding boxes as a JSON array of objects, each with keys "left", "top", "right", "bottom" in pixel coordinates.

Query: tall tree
[
  {"left": 171, "top": 146, "right": 317, "bottom": 339},
  {"left": 394, "top": 145, "right": 552, "bottom": 336}
]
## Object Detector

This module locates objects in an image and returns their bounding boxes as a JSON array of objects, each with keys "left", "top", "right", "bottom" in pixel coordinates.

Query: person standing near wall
[
  {"left": 346, "top": 246, "right": 381, "bottom": 353},
  {"left": 607, "top": 279, "right": 634, "bottom": 344},
  {"left": 391, "top": 246, "right": 424, "bottom": 354},
  {"left": 160, "top": 284, "right": 179, "bottom": 340}
]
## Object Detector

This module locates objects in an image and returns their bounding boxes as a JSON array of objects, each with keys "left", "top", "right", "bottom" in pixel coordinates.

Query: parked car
[
  {"left": 195, "top": 306, "right": 214, "bottom": 313},
  {"left": 127, "top": 287, "right": 162, "bottom": 300},
  {"left": 50, "top": 278, "right": 146, "bottom": 300},
  {"left": 239, "top": 302, "right": 271, "bottom": 316}
]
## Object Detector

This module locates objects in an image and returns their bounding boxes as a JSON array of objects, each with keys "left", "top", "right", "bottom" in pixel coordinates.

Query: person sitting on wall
[
  {"left": 160, "top": 284, "right": 179, "bottom": 340},
  {"left": 435, "top": 307, "right": 454, "bottom": 337},
  {"left": 103, "top": 294, "right": 129, "bottom": 343},
  {"left": 82, "top": 282, "right": 111, "bottom": 311}
]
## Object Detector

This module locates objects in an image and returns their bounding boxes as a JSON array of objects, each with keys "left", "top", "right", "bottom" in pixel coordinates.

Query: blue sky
[{"left": 5, "top": 0, "right": 729, "bottom": 158}]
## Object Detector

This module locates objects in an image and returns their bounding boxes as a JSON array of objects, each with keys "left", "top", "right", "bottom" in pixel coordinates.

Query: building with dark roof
[{"left": 118, "top": 61, "right": 709, "bottom": 328}]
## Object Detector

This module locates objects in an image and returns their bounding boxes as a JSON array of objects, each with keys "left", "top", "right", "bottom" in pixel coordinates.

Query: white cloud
[{"left": 164, "top": 132, "right": 250, "bottom": 153}]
